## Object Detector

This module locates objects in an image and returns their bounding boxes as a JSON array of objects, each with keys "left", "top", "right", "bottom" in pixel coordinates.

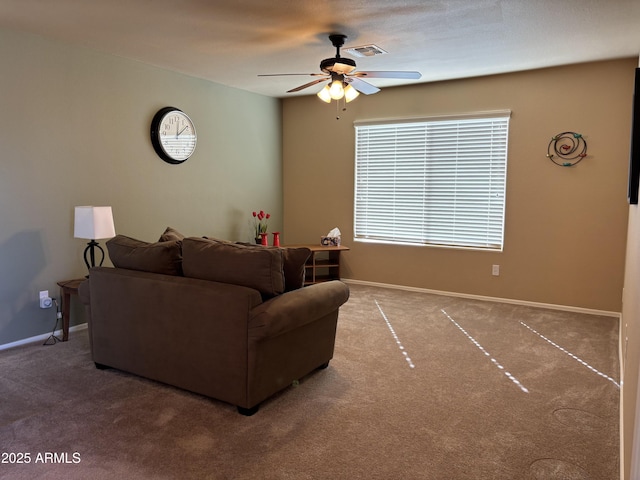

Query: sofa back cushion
[
  {"left": 182, "top": 237, "right": 285, "bottom": 297},
  {"left": 106, "top": 235, "right": 183, "bottom": 276}
]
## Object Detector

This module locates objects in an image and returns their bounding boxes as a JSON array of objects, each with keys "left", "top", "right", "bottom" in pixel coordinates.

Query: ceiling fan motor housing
[{"left": 320, "top": 57, "right": 356, "bottom": 74}]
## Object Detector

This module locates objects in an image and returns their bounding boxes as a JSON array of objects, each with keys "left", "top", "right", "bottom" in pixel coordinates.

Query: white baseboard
[
  {"left": 0, "top": 323, "right": 88, "bottom": 352},
  {"left": 342, "top": 278, "right": 622, "bottom": 318}
]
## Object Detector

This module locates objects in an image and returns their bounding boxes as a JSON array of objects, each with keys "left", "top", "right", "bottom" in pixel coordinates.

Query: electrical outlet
[
  {"left": 492, "top": 265, "right": 500, "bottom": 276},
  {"left": 39, "top": 290, "right": 52, "bottom": 309}
]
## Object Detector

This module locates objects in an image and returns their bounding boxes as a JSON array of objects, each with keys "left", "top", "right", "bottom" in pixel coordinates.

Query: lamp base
[{"left": 83, "top": 240, "right": 105, "bottom": 274}]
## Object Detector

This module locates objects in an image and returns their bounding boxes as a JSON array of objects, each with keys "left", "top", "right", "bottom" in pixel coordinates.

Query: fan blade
[
  {"left": 287, "top": 77, "right": 329, "bottom": 93},
  {"left": 353, "top": 71, "right": 422, "bottom": 79},
  {"left": 346, "top": 77, "right": 380, "bottom": 95}
]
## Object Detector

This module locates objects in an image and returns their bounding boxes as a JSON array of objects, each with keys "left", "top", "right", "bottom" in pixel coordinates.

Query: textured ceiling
[{"left": 1, "top": 0, "right": 639, "bottom": 98}]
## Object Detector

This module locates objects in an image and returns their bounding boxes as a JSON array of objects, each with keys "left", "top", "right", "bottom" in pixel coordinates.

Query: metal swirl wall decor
[{"left": 546, "top": 132, "right": 587, "bottom": 167}]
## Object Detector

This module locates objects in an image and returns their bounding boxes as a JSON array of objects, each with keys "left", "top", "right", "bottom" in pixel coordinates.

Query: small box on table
[{"left": 320, "top": 236, "right": 341, "bottom": 246}]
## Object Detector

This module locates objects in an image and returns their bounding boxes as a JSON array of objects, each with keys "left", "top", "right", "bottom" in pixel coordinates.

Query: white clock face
[{"left": 158, "top": 110, "right": 197, "bottom": 162}]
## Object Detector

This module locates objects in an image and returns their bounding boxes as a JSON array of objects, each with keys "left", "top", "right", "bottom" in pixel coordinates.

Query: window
[{"left": 354, "top": 111, "right": 510, "bottom": 251}]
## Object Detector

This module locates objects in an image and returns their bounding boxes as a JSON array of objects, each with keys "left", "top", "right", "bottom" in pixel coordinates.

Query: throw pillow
[
  {"left": 182, "top": 237, "right": 285, "bottom": 297},
  {"left": 106, "top": 235, "right": 183, "bottom": 276},
  {"left": 158, "top": 226, "right": 185, "bottom": 242},
  {"left": 280, "top": 247, "right": 311, "bottom": 290},
  {"left": 236, "top": 242, "right": 310, "bottom": 291}
]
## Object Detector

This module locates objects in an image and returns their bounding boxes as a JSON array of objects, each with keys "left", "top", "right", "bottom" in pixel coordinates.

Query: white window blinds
[{"left": 354, "top": 112, "right": 510, "bottom": 250}]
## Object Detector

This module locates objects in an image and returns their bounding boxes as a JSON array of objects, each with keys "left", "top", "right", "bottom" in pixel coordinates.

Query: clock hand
[{"left": 177, "top": 125, "right": 189, "bottom": 136}]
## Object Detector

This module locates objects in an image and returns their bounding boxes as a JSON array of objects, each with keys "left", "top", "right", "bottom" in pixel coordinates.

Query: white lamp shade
[
  {"left": 329, "top": 79, "right": 345, "bottom": 100},
  {"left": 74, "top": 206, "right": 116, "bottom": 240},
  {"left": 317, "top": 85, "right": 332, "bottom": 103},
  {"left": 344, "top": 84, "right": 360, "bottom": 103}
]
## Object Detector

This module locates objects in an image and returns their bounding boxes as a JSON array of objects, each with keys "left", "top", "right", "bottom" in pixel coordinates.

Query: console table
[
  {"left": 56, "top": 278, "right": 85, "bottom": 341},
  {"left": 288, "top": 245, "right": 349, "bottom": 285}
]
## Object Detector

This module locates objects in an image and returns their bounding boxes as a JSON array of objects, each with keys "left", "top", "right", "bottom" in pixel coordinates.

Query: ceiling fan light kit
[
  {"left": 259, "top": 33, "right": 421, "bottom": 116},
  {"left": 317, "top": 81, "right": 359, "bottom": 103}
]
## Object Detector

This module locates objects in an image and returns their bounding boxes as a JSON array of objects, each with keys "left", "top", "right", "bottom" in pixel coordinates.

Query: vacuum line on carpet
[
  {"left": 519, "top": 321, "right": 620, "bottom": 389},
  {"left": 441, "top": 309, "right": 530, "bottom": 394},
  {"left": 374, "top": 299, "right": 415, "bottom": 369}
]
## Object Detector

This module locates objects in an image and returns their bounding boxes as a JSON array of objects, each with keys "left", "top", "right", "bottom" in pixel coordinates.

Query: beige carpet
[{"left": 0, "top": 283, "right": 619, "bottom": 479}]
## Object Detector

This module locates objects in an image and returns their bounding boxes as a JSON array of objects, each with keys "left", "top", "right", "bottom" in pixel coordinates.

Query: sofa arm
[{"left": 249, "top": 280, "right": 350, "bottom": 340}]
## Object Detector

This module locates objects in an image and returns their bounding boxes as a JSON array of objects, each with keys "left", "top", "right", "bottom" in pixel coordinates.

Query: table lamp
[{"left": 74, "top": 206, "right": 116, "bottom": 274}]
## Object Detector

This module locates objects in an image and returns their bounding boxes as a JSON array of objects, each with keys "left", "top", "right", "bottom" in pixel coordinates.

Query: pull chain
[{"left": 335, "top": 97, "right": 348, "bottom": 120}]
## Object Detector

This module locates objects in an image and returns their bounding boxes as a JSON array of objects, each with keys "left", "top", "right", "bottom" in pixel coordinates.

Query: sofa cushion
[
  {"left": 182, "top": 237, "right": 285, "bottom": 297},
  {"left": 106, "top": 235, "right": 183, "bottom": 276},
  {"left": 158, "top": 226, "right": 185, "bottom": 242},
  {"left": 236, "top": 243, "right": 310, "bottom": 291},
  {"left": 279, "top": 247, "right": 311, "bottom": 291}
]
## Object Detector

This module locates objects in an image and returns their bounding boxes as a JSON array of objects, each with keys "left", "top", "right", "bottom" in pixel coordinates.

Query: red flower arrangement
[{"left": 252, "top": 210, "right": 271, "bottom": 239}]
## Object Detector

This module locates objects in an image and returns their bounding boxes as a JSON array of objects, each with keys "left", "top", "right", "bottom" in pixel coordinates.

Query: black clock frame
[{"left": 150, "top": 106, "right": 195, "bottom": 165}]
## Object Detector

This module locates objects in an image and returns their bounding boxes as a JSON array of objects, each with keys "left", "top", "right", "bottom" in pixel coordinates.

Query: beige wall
[
  {"left": 0, "top": 28, "right": 281, "bottom": 345},
  {"left": 624, "top": 202, "right": 640, "bottom": 479},
  {"left": 283, "top": 58, "right": 636, "bottom": 313},
  {"left": 623, "top": 63, "right": 640, "bottom": 480}
]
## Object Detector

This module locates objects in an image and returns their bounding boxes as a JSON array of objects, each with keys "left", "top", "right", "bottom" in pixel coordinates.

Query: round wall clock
[{"left": 150, "top": 107, "right": 197, "bottom": 164}]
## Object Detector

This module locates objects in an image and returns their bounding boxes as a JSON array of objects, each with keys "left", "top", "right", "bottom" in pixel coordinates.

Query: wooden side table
[
  {"left": 287, "top": 245, "right": 350, "bottom": 285},
  {"left": 56, "top": 278, "right": 85, "bottom": 341}
]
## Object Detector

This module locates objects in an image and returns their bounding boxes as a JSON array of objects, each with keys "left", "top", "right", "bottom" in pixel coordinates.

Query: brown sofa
[{"left": 79, "top": 231, "right": 350, "bottom": 415}]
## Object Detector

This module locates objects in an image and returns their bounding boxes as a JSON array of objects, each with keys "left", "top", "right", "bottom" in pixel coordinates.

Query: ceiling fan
[{"left": 259, "top": 34, "right": 422, "bottom": 103}]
